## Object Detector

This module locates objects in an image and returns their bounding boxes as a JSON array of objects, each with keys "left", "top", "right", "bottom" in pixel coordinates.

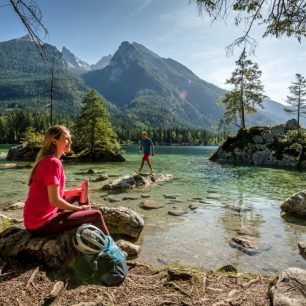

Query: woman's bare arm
[{"left": 48, "top": 185, "right": 90, "bottom": 211}]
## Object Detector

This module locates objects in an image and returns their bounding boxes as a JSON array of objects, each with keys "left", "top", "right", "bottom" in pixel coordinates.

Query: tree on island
[
  {"left": 284, "top": 73, "right": 306, "bottom": 134},
  {"left": 219, "top": 49, "right": 267, "bottom": 129},
  {"left": 194, "top": 0, "right": 305, "bottom": 52},
  {"left": 73, "top": 90, "right": 120, "bottom": 155}
]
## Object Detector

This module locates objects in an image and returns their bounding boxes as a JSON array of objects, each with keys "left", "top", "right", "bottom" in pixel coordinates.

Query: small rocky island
[{"left": 210, "top": 119, "right": 306, "bottom": 168}]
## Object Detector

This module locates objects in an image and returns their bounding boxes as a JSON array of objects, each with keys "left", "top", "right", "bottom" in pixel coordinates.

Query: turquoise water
[{"left": 1, "top": 145, "right": 306, "bottom": 274}]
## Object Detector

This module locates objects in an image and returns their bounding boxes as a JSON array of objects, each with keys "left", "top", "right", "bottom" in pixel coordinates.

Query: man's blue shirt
[{"left": 141, "top": 138, "right": 153, "bottom": 154}]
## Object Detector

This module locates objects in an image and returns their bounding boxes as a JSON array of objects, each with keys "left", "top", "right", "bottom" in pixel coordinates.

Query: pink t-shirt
[{"left": 24, "top": 156, "right": 65, "bottom": 229}]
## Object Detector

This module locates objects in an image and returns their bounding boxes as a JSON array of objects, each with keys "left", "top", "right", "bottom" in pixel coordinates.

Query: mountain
[
  {"left": 82, "top": 41, "right": 227, "bottom": 129},
  {"left": 62, "top": 47, "right": 91, "bottom": 72},
  {"left": 0, "top": 36, "right": 88, "bottom": 117},
  {"left": 90, "top": 55, "right": 112, "bottom": 70},
  {"left": 0, "top": 36, "right": 300, "bottom": 130}
]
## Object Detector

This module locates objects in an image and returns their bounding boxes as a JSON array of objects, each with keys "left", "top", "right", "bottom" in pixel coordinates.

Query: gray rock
[
  {"left": 271, "top": 125, "right": 285, "bottom": 137},
  {"left": 0, "top": 227, "right": 77, "bottom": 268},
  {"left": 116, "top": 239, "right": 141, "bottom": 259},
  {"left": 252, "top": 135, "right": 264, "bottom": 144},
  {"left": 189, "top": 204, "right": 200, "bottom": 210},
  {"left": 270, "top": 267, "right": 306, "bottom": 306},
  {"left": 224, "top": 204, "right": 251, "bottom": 213},
  {"left": 163, "top": 195, "right": 177, "bottom": 199},
  {"left": 281, "top": 191, "right": 306, "bottom": 216},
  {"left": 87, "top": 169, "right": 98, "bottom": 174},
  {"left": 168, "top": 208, "right": 187, "bottom": 216},
  {"left": 91, "top": 174, "right": 109, "bottom": 182},
  {"left": 3, "top": 202, "right": 25, "bottom": 211},
  {"left": 236, "top": 226, "right": 259, "bottom": 237},
  {"left": 0, "top": 207, "right": 144, "bottom": 268},
  {"left": 140, "top": 200, "right": 163, "bottom": 210},
  {"left": 122, "top": 195, "right": 139, "bottom": 201},
  {"left": 102, "top": 173, "right": 173, "bottom": 190},
  {"left": 6, "top": 142, "right": 39, "bottom": 161},
  {"left": 141, "top": 194, "right": 151, "bottom": 198},
  {"left": 104, "top": 195, "right": 121, "bottom": 203},
  {"left": 286, "top": 119, "right": 299, "bottom": 130},
  {"left": 298, "top": 241, "right": 306, "bottom": 260},
  {"left": 100, "top": 206, "right": 144, "bottom": 239}
]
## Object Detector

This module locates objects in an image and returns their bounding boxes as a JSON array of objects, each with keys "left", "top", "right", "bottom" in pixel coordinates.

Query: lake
[{"left": 1, "top": 145, "right": 306, "bottom": 274}]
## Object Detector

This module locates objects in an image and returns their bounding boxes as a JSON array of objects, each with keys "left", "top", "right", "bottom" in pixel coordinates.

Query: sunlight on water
[{"left": 1, "top": 145, "right": 306, "bottom": 274}]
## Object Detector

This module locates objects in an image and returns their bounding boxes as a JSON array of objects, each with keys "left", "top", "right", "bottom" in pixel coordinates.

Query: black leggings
[{"left": 27, "top": 209, "right": 109, "bottom": 237}]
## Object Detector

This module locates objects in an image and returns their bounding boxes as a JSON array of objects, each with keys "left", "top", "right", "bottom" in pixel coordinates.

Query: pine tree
[
  {"left": 220, "top": 49, "right": 267, "bottom": 128},
  {"left": 73, "top": 90, "right": 120, "bottom": 154},
  {"left": 284, "top": 73, "right": 306, "bottom": 133}
]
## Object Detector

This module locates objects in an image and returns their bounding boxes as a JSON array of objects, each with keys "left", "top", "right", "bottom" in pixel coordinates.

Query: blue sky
[{"left": 0, "top": 0, "right": 305, "bottom": 103}]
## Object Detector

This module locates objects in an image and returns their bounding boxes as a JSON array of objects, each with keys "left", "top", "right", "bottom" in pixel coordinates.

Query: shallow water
[{"left": 1, "top": 145, "right": 306, "bottom": 274}]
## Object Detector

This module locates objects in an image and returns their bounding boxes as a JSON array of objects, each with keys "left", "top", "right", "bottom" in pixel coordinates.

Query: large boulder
[
  {"left": 102, "top": 173, "right": 173, "bottom": 190},
  {"left": 270, "top": 267, "right": 306, "bottom": 306},
  {"left": 0, "top": 206, "right": 144, "bottom": 268},
  {"left": 6, "top": 142, "right": 39, "bottom": 161},
  {"left": 298, "top": 241, "right": 306, "bottom": 259},
  {"left": 100, "top": 206, "right": 144, "bottom": 240},
  {"left": 281, "top": 191, "right": 306, "bottom": 216},
  {"left": 0, "top": 226, "right": 77, "bottom": 268}
]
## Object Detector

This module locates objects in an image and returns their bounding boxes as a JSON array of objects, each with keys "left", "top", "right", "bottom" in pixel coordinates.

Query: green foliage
[
  {"left": 73, "top": 90, "right": 120, "bottom": 154},
  {"left": 219, "top": 50, "right": 267, "bottom": 128},
  {"left": 195, "top": 0, "right": 306, "bottom": 49},
  {"left": 0, "top": 109, "right": 71, "bottom": 144},
  {"left": 0, "top": 37, "right": 88, "bottom": 118},
  {"left": 20, "top": 127, "right": 44, "bottom": 146},
  {"left": 0, "top": 218, "right": 13, "bottom": 232},
  {"left": 117, "top": 126, "right": 228, "bottom": 145}
]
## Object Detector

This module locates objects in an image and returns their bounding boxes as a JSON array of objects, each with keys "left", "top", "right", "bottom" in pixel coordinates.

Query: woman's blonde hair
[{"left": 28, "top": 125, "right": 68, "bottom": 185}]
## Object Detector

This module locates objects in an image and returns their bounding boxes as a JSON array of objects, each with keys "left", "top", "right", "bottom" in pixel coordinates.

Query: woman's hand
[{"left": 78, "top": 205, "right": 91, "bottom": 211}]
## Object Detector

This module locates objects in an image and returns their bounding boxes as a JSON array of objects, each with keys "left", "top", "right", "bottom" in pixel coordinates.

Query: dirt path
[{"left": 0, "top": 261, "right": 273, "bottom": 306}]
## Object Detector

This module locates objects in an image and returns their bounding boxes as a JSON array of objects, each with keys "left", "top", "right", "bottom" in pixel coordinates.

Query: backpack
[{"left": 83, "top": 235, "right": 128, "bottom": 286}]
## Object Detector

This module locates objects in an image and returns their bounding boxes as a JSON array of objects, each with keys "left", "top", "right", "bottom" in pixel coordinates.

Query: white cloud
[{"left": 132, "top": 0, "right": 154, "bottom": 16}]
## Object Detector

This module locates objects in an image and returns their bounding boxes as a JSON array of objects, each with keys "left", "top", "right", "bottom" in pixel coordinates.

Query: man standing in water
[{"left": 137, "top": 131, "right": 154, "bottom": 175}]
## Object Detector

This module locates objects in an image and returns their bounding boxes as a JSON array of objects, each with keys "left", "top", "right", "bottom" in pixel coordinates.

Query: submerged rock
[
  {"left": 224, "top": 204, "right": 251, "bottom": 213},
  {"left": 230, "top": 236, "right": 259, "bottom": 255},
  {"left": 270, "top": 267, "right": 306, "bottom": 306},
  {"left": 167, "top": 208, "right": 188, "bottom": 216},
  {"left": 3, "top": 202, "right": 25, "bottom": 211},
  {"left": 102, "top": 173, "right": 173, "bottom": 190},
  {"left": 140, "top": 200, "right": 163, "bottom": 210},
  {"left": 91, "top": 174, "right": 109, "bottom": 182},
  {"left": 229, "top": 235, "right": 271, "bottom": 256},
  {"left": 281, "top": 191, "right": 306, "bottom": 216}
]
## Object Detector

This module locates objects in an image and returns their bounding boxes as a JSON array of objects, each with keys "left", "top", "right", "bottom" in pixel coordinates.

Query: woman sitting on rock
[{"left": 24, "top": 125, "right": 109, "bottom": 237}]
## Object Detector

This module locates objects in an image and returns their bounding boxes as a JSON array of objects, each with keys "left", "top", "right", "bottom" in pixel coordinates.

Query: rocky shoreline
[
  {"left": 1, "top": 171, "right": 306, "bottom": 305},
  {"left": 210, "top": 119, "right": 306, "bottom": 169}
]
